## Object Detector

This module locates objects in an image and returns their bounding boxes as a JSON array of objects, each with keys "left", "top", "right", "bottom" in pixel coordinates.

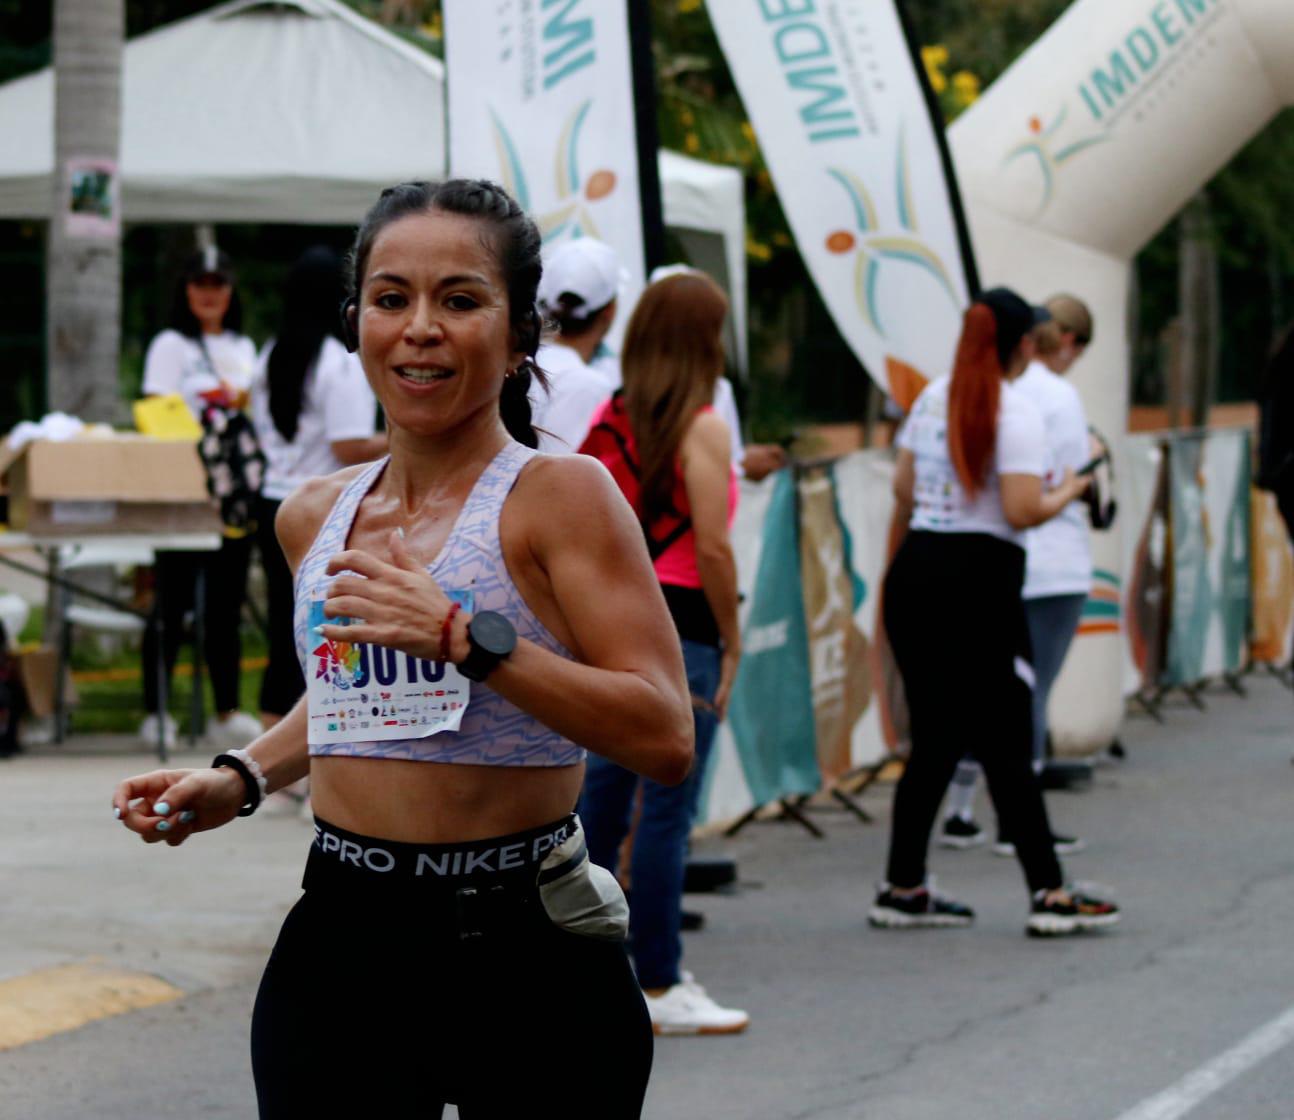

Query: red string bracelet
[{"left": 439, "top": 601, "right": 461, "bottom": 663}]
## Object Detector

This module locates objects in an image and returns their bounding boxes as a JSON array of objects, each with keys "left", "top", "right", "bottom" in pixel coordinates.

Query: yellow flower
[
  {"left": 678, "top": 0, "right": 703, "bottom": 11},
  {"left": 746, "top": 234, "right": 773, "bottom": 262},
  {"left": 684, "top": 131, "right": 701, "bottom": 154},
  {"left": 679, "top": 108, "right": 695, "bottom": 127},
  {"left": 740, "top": 121, "right": 756, "bottom": 145},
  {"left": 921, "top": 45, "right": 948, "bottom": 94},
  {"left": 952, "top": 69, "right": 978, "bottom": 106}
]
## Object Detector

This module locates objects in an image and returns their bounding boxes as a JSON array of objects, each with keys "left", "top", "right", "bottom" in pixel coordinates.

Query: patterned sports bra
[{"left": 294, "top": 441, "right": 584, "bottom": 767}]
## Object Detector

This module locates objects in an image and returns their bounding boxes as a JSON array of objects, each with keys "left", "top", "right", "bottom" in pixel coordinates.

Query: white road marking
[{"left": 1112, "top": 1003, "right": 1294, "bottom": 1120}]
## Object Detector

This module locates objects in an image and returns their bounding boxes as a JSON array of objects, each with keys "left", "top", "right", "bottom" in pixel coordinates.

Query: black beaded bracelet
[{"left": 211, "top": 752, "right": 262, "bottom": 817}]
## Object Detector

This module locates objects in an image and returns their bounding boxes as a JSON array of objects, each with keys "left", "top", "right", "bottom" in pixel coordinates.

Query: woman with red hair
[{"left": 870, "top": 288, "right": 1120, "bottom": 937}]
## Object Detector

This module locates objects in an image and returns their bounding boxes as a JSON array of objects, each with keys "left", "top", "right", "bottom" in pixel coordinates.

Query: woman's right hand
[
  {"left": 714, "top": 643, "right": 742, "bottom": 720},
  {"left": 113, "top": 767, "right": 246, "bottom": 847},
  {"left": 1058, "top": 466, "right": 1093, "bottom": 502}
]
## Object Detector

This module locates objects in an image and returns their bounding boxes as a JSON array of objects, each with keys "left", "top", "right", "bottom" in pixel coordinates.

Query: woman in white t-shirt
[
  {"left": 869, "top": 288, "right": 1119, "bottom": 938},
  {"left": 251, "top": 247, "right": 386, "bottom": 730},
  {"left": 139, "top": 249, "right": 261, "bottom": 750}
]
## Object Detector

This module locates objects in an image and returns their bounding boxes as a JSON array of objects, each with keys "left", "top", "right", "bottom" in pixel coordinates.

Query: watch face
[{"left": 470, "top": 611, "right": 517, "bottom": 658}]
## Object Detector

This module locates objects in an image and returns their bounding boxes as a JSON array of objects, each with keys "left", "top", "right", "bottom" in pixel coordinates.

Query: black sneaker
[
  {"left": 1027, "top": 888, "right": 1120, "bottom": 937},
  {"left": 994, "top": 833, "right": 1086, "bottom": 857},
  {"left": 869, "top": 885, "right": 975, "bottom": 929},
  {"left": 680, "top": 909, "right": 706, "bottom": 932},
  {"left": 938, "top": 816, "right": 987, "bottom": 849}
]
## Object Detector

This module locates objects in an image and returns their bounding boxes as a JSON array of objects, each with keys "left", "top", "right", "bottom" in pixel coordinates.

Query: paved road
[{"left": 1, "top": 675, "right": 1291, "bottom": 1119}]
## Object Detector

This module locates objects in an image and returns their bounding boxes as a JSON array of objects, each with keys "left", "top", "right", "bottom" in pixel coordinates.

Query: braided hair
[{"left": 347, "top": 179, "right": 548, "bottom": 447}]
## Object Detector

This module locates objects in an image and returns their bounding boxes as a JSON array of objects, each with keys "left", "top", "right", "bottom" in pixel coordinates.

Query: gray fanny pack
[{"left": 535, "top": 818, "right": 629, "bottom": 942}]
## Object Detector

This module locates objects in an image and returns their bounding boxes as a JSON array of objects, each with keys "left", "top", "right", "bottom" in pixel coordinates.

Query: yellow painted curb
[{"left": 0, "top": 962, "right": 183, "bottom": 1051}]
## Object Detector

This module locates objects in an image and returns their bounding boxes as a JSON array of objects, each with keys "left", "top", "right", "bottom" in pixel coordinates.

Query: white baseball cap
[{"left": 538, "top": 238, "right": 624, "bottom": 320}]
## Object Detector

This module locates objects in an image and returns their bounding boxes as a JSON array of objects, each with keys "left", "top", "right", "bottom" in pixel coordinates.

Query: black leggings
[
  {"left": 255, "top": 496, "right": 305, "bottom": 716},
  {"left": 251, "top": 835, "right": 653, "bottom": 1117},
  {"left": 882, "top": 531, "right": 1063, "bottom": 895},
  {"left": 142, "top": 536, "right": 252, "bottom": 715}
]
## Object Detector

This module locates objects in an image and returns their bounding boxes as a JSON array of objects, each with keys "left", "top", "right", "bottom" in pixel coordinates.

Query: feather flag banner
[{"left": 707, "top": 0, "right": 978, "bottom": 406}]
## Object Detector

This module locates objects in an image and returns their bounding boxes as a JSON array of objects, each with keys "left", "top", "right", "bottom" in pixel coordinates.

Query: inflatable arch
[{"left": 946, "top": 0, "right": 1294, "bottom": 752}]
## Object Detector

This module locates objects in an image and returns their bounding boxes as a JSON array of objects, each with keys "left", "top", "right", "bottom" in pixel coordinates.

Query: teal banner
[
  {"left": 728, "top": 470, "right": 821, "bottom": 806},
  {"left": 1217, "top": 430, "right": 1252, "bottom": 673}
]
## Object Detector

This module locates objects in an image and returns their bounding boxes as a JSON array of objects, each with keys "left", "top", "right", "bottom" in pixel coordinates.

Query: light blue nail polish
[
  {"left": 179, "top": 810, "right": 196, "bottom": 824},
  {"left": 156, "top": 820, "right": 171, "bottom": 832},
  {"left": 152, "top": 801, "right": 170, "bottom": 816},
  {"left": 113, "top": 806, "right": 121, "bottom": 819}
]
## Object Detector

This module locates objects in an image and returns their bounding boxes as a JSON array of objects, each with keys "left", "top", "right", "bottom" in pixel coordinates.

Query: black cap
[
  {"left": 978, "top": 286, "right": 1050, "bottom": 356},
  {"left": 181, "top": 246, "right": 235, "bottom": 284}
]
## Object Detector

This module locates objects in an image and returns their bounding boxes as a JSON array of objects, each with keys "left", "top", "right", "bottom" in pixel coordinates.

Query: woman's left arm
[{"left": 321, "top": 457, "right": 694, "bottom": 785}]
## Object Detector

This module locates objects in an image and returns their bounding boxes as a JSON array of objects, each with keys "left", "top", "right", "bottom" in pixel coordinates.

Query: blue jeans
[
  {"left": 579, "top": 639, "right": 721, "bottom": 991},
  {"left": 1024, "top": 593, "right": 1086, "bottom": 770}
]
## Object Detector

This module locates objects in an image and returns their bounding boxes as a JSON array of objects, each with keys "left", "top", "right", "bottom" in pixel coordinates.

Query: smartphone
[{"left": 1077, "top": 453, "right": 1108, "bottom": 477}]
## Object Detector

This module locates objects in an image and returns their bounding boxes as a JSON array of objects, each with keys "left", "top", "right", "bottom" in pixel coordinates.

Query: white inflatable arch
[{"left": 946, "top": 0, "right": 1294, "bottom": 752}]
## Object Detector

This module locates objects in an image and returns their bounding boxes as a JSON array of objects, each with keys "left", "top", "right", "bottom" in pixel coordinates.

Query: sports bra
[{"left": 294, "top": 441, "right": 584, "bottom": 767}]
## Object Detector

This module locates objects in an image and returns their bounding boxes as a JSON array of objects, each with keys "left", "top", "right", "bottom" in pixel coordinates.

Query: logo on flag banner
[
  {"left": 707, "top": 0, "right": 976, "bottom": 407},
  {"left": 444, "top": 0, "right": 647, "bottom": 296}
]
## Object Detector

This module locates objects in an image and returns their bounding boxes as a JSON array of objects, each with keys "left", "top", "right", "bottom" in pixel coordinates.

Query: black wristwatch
[{"left": 456, "top": 610, "right": 517, "bottom": 681}]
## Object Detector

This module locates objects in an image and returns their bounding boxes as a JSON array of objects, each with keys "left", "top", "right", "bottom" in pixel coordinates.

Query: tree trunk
[
  {"left": 46, "top": 0, "right": 125, "bottom": 424},
  {"left": 1176, "top": 191, "right": 1220, "bottom": 429}
]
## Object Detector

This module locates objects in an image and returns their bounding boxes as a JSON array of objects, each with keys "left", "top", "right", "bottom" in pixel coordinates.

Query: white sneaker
[
  {"left": 138, "top": 713, "right": 178, "bottom": 749},
  {"left": 209, "top": 710, "right": 262, "bottom": 745},
  {"left": 645, "top": 977, "right": 749, "bottom": 1036}
]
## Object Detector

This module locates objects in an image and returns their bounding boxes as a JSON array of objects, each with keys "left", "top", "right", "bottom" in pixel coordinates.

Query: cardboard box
[
  {"left": 0, "top": 437, "right": 220, "bottom": 537},
  {"left": 17, "top": 644, "right": 75, "bottom": 719}
]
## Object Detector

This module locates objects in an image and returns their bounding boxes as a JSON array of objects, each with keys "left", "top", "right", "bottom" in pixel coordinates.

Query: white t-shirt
[
  {"left": 587, "top": 348, "right": 746, "bottom": 468},
  {"left": 1014, "top": 361, "right": 1093, "bottom": 598},
  {"left": 898, "top": 376, "right": 1045, "bottom": 545},
  {"left": 141, "top": 328, "right": 257, "bottom": 419},
  {"left": 532, "top": 342, "right": 614, "bottom": 454},
  {"left": 251, "top": 336, "right": 379, "bottom": 501}
]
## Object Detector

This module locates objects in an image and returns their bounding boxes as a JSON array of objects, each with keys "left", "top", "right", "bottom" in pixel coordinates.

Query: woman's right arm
[
  {"left": 113, "top": 474, "right": 344, "bottom": 846},
  {"left": 140, "top": 331, "right": 185, "bottom": 398},
  {"left": 680, "top": 410, "right": 741, "bottom": 715},
  {"left": 1000, "top": 469, "right": 1090, "bottom": 529}
]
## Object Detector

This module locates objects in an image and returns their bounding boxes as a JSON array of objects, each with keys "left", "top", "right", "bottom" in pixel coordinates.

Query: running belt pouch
[{"left": 536, "top": 822, "right": 629, "bottom": 942}]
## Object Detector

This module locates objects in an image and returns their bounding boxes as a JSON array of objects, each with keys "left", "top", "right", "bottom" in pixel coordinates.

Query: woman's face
[
  {"left": 185, "top": 275, "right": 233, "bottom": 330},
  {"left": 357, "top": 209, "right": 522, "bottom": 439},
  {"left": 1050, "top": 331, "right": 1087, "bottom": 374}
]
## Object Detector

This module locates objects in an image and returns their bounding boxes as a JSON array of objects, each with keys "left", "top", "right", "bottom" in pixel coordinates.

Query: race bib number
[{"left": 306, "top": 590, "right": 473, "bottom": 746}]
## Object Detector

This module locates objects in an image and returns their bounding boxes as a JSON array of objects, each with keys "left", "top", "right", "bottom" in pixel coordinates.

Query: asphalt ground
[{"left": 1, "top": 673, "right": 1291, "bottom": 1119}]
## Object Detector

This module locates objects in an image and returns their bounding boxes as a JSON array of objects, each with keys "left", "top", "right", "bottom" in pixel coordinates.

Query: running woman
[
  {"left": 870, "top": 288, "right": 1120, "bottom": 938},
  {"left": 113, "top": 180, "right": 693, "bottom": 1118}
]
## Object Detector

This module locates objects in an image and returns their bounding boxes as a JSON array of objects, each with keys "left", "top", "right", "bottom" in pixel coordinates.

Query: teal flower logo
[
  {"left": 1003, "top": 106, "right": 1108, "bottom": 216},
  {"left": 490, "top": 100, "right": 619, "bottom": 243}
]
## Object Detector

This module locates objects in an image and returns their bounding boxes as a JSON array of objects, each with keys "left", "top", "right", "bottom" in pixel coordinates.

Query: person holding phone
[{"left": 871, "top": 288, "right": 1120, "bottom": 937}]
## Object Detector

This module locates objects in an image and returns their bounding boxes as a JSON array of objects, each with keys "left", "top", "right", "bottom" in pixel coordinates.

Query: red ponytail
[{"left": 947, "top": 303, "right": 1003, "bottom": 496}]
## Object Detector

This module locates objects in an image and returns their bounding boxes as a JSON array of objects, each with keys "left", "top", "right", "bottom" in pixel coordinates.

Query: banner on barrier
[
  {"left": 728, "top": 470, "right": 821, "bottom": 806},
  {"left": 443, "top": 0, "right": 647, "bottom": 291},
  {"left": 797, "top": 466, "right": 869, "bottom": 782},
  {"left": 1121, "top": 436, "right": 1171, "bottom": 696},
  {"left": 1207, "top": 430, "right": 1252, "bottom": 674},
  {"left": 1251, "top": 489, "right": 1294, "bottom": 665},
  {"left": 707, "top": 0, "right": 975, "bottom": 407},
  {"left": 1167, "top": 437, "right": 1213, "bottom": 685}
]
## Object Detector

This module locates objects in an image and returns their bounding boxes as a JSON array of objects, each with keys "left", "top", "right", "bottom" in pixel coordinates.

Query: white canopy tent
[{"left": 0, "top": 0, "right": 747, "bottom": 371}]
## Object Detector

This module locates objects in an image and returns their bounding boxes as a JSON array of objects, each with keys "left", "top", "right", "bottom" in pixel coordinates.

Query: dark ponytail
[{"left": 347, "top": 179, "right": 549, "bottom": 446}]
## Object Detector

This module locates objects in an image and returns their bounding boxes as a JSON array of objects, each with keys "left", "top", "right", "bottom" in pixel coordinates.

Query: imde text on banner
[
  {"left": 707, "top": 0, "right": 976, "bottom": 407},
  {"left": 444, "top": 0, "right": 647, "bottom": 300}
]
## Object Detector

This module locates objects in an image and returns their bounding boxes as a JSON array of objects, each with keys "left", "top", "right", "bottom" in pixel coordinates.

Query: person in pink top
[{"left": 578, "top": 271, "right": 748, "bottom": 1036}]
